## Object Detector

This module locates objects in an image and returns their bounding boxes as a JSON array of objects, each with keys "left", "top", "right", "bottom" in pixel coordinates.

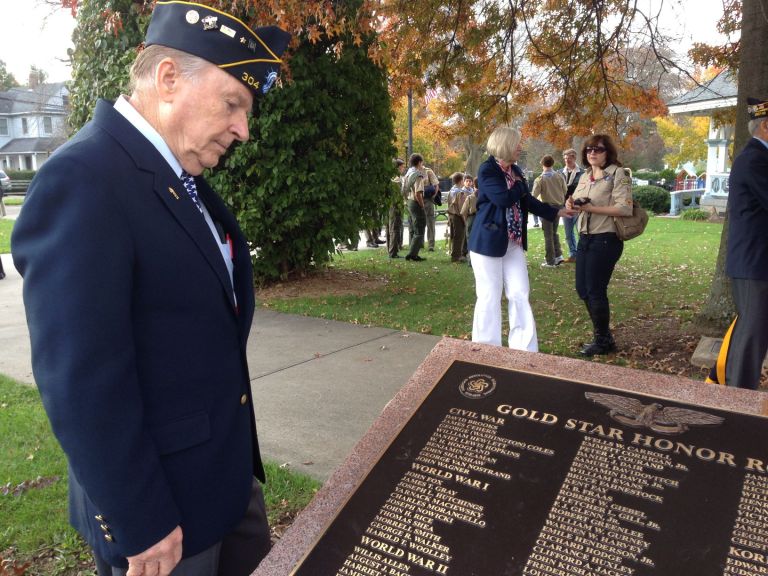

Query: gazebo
[{"left": 666, "top": 71, "right": 736, "bottom": 214}]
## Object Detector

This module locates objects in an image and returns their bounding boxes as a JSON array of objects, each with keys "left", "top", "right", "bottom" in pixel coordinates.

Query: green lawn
[
  {"left": 0, "top": 218, "right": 12, "bottom": 253},
  {"left": 0, "top": 374, "right": 319, "bottom": 573},
  {"left": 260, "top": 217, "right": 723, "bottom": 357}
]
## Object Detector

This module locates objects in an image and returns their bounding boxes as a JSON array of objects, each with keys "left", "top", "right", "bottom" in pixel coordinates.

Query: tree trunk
[
  {"left": 464, "top": 138, "right": 485, "bottom": 178},
  {"left": 698, "top": 0, "right": 768, "bottom": 329}
]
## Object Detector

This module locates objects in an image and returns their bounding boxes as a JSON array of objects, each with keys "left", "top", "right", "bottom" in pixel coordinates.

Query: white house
[
  {"left": 667, "top": 71, "right": 737, "bottom": 214},
  {"left": 0, "top": 82, "right": 70, "bottom": 171}
]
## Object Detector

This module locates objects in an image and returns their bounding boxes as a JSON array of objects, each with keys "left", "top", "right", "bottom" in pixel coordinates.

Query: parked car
[{"left": 0, "top": 169, "right": 11, "bottom": 193}]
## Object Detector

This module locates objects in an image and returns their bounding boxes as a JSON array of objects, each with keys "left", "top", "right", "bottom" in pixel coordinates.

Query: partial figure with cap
[
  {"left": 11, "top": 3, "right": 290, "bottom": 575},
  {"left": 715, "top": 97, "right": 768, "bottom": 389}
]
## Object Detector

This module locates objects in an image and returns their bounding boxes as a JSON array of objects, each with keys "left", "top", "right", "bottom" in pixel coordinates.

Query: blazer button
[
  {"left": 100, "top": 524, "right": 110, "bottom": 533},
  {"left": 240, "top": 394, "right": 247, "bottom": 405},
  {"left": 95, "top": 514, "right": 105, "bottom": 522},
  {"left": 104, "top": 534, "right": 114, "bottom": 543}
]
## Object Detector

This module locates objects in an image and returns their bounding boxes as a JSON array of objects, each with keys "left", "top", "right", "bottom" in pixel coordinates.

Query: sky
[{"left": 0, "top": 0, "right": 734, "bottom": 85}]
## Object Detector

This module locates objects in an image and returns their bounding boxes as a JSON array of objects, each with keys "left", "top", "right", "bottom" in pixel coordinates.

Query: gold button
[
  {"left": 95, "top": 514, "right": 105, "bottom": 522},
  {"left": 100, "top": 524, "right": 110, "bottom": 533},
  {"left": 240, "top": 394, "right": 247, "bottom": 405},
  {"left": 104, "top": 534, "right": 114, "bottom": 543}
]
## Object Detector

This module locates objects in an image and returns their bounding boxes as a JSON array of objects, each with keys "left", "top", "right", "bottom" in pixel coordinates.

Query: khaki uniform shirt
[
  {"left": 531, "top": 170, "right": 566, "bottom": 206},
  {"left": 403, "top": 167, "right": 427, "bottom": 201},
  {"left": 572, "top": 164, "right": 634, "bottom": 235}
]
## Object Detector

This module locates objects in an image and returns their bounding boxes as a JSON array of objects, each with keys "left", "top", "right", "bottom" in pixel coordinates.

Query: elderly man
[
  {"left": 11, "top": 3, "right": 289, "bottom": 575},
  {"left": 723, "top": 97, "right": 768, "bottom": 389}
]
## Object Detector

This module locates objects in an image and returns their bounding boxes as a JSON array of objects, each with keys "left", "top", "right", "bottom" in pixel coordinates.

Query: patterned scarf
[{"left": 497, "top": 160, "right": 524, "bottom": 246}]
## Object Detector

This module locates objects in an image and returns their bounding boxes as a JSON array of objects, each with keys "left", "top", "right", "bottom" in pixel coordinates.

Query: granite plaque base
[{"left": 254, "top": 338, "right": 768, "bottom": 576}]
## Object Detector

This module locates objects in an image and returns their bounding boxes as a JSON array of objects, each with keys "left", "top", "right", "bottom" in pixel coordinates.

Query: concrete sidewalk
[{"left": 0, "top": 251, "right": 440, "bottom": 481}]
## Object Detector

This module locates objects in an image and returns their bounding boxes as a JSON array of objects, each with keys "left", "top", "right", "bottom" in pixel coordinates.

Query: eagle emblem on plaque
[
  {"left": 585, "top": 392, "right": 724, "bottom": 435},
  {"left": 459, "top": 374, "right": 497, "bottom": 399}
]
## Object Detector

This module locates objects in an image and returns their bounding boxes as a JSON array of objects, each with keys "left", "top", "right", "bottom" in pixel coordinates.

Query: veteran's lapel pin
[
  {"left": 240, "top": 36, "right": 247, "bottom": 44},
  {"left": 185, "top": 10, "right": 199, "bottom": 24},
  {"left": 168, "top": 187, "right": 180, "bottom": 200},
  {"left": 201, "top": 15, "right": 218, "bottom": 30}
]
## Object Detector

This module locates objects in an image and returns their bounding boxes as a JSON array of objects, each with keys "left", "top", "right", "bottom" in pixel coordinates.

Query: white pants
[{"left": 470, "top": 241, "right": 538, "bottom": 351}]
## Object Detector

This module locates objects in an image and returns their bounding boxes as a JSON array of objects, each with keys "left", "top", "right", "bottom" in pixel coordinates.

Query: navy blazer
[
  {"left": 468, "top": 156, "right": 559, "bottom": 257},
  {"left": 12, "top": 100, "right": 262, "bottom": 567},
  {"left": 727, "top": 137, "right": 768, "bottom": 281}
]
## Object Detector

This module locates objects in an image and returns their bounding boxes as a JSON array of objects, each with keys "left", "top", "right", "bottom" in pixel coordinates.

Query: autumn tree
[
  {"left": 0, "top": 60, "right": 19, "bottom": 91},
  {"left": 655, "top": 115, "right": 709, "bottom": 170},
  {"left": 377, "top": 1, "right": 677, "bottom": 149}
]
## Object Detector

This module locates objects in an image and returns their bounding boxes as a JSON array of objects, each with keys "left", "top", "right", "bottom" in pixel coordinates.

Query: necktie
[{"left": 181, "top": 171, "right": 203, "bottom": 213}]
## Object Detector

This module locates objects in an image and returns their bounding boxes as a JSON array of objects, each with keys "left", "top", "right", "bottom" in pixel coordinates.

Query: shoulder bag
[{"left": 613, "top": 168, "right": 648, "bottom": 241}]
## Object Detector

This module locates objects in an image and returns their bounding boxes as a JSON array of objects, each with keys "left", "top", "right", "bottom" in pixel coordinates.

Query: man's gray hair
[
  {"left": 129, "top": 45, "right": 210, "bottom": 94},
  {"left": 748, "top": 118, "right": 766, "bottom": 135}
]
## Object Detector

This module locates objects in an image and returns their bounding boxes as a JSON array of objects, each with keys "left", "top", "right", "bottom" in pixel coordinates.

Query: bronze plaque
[{"left": 291, "top": 360, "right": 768, "bottom": 575}]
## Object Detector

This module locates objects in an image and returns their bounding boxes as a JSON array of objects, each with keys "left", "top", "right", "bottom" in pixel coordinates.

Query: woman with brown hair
[{"left": 567, "top": 134, "right": 634, "bottom": 356}]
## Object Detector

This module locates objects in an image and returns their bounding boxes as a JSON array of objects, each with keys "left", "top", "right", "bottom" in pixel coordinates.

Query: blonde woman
[{"left": 468, "top": 126, "right": 574, "bottom": 350}]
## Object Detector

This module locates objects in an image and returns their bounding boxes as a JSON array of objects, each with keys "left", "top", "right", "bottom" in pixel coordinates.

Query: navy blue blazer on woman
[
  {"left": 727, "top": 137, "right": 768, "bottom": 281},
  {"left": 468, "top": 155, "right": 559, "bottom": 257},
  {"left": 12, "top": 100, "right": 262, "bottom": 567}
]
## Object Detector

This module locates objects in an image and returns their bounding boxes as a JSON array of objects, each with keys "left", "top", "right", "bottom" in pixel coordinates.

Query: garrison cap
[
  {"left": 145, "top": 1, "right": 291, "bottom": 97},
  {"left": 747, "top": 97, "right": 768, "bottom": 120}
]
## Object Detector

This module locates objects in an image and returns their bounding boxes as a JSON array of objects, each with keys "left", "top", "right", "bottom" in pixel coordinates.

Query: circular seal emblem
[
  {"left": 459, "top": 374, "right": 497, "bottom": 399},
  {"left": 186, "top": 10, "right": 200, "bottom": 24}
]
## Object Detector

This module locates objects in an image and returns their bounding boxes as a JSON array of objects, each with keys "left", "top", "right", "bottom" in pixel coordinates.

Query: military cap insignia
[
  {"left": 747, "top": 97, "right": 768, "bottom": 120},
  {"left": 201, "top": 15, "right": 218, "bottom": 30},
  {"left": 263, "top": 70, "right": 278, "bottom": 94},
  {"left": 185, "top": 10, "right": 199, "bottom": 24}
]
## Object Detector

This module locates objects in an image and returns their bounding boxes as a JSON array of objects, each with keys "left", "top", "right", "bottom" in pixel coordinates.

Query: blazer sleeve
[
  {"left": 527, "top": 192, "right": 560, "bottom": 222},
  {"left": 12, "top": 158, "right": 181, "bottom": 557}
]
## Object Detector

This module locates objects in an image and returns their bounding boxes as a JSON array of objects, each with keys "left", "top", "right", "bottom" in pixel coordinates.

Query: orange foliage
[{"left": 63, "top": 0, "right": 696, "bottom": 147}]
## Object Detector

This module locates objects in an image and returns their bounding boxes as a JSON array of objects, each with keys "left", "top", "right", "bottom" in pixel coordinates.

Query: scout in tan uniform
[{"left": 567, "top": 134, "right": 633, "bottom": 356}]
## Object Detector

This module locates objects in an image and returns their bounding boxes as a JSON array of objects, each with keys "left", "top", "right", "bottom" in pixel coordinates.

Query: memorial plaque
[{"left": 290, "top": 360, "right": 768, "bottom": 575}]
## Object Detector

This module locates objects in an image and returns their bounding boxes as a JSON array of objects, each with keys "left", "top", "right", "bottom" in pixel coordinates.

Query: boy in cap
[
  {"left": 721, "top": 97, "right": 768, "bottom": 389},
  {"left": 12, "top": 2, "right": 290, "bottom": 575}
]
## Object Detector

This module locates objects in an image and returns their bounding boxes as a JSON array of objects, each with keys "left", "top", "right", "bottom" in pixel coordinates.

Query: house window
[
  {"left": 22, "top": 118, "right": 29, "bottom": 134},
  {"left": 0, "top": 118, "right": 7, "bottom": 136},
  {"left": 43, "top": 117, "right": 53, "bottom": 134}
]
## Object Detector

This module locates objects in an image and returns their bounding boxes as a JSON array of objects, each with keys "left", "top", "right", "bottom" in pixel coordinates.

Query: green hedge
[
  {"left": 633, "top": 185, "right": 670, "bottom": 214},
  {"left": 6, "top": 170, "right": 36, "bottom": 180}
]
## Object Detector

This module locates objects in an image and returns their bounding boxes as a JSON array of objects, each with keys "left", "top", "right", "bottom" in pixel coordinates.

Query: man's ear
[{"left": 155, "top": 58, "right": 180, "bottom": 103}]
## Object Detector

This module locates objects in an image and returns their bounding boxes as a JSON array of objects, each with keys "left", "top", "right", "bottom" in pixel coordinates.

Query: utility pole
[{"left": 407, "top": 88, "right": 413, "bottom": 160}]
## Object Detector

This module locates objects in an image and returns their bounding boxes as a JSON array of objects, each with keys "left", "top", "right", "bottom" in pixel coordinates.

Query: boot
[{"left": 580, "top": 303, "right": 616, "bottom": 356}]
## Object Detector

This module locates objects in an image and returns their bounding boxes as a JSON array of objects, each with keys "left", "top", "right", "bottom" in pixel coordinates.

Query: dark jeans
[
  {"left": 575, "top": 233, "right": 623, "bottom": 315},
  {"left": 727, "top": 278, "right": 768, "bottom": 389},
  {"left": 407, "top": 200, "right": 426, "bottom": 258}
]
